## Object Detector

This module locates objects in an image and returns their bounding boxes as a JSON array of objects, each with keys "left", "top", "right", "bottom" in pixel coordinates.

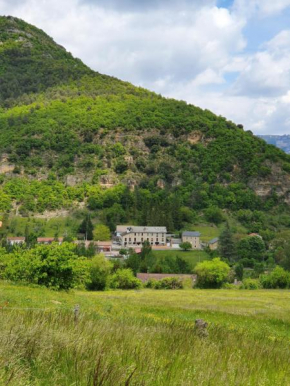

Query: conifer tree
[{"left": 219, "top": 223, "right": 236, "bottom": 262}]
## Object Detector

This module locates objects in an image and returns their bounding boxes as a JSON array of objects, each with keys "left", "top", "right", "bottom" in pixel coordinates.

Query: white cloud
[{"left": 233, "top": 0, "right": 290, "bottom": 18}]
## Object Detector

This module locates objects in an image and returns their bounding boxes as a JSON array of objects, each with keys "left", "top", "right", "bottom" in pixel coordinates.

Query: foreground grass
[{"left": 0, "top": 284, "right": 290, "bottom": 385}]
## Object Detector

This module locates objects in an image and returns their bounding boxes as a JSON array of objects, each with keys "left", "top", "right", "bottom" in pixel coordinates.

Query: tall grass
[{"left": 0, "top": 284, "right": 290, "bottom": 385}]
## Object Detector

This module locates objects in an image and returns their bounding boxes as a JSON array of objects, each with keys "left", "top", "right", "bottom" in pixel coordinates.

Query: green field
[
  {"left": 154, "top": 249, "right": 210, "bottom": 269},
  {"left": 7, "top": 216, "right": 80, "bottom": 237},
  {"left": 0, "top": 283, "right": 290, "bottom": 385}
]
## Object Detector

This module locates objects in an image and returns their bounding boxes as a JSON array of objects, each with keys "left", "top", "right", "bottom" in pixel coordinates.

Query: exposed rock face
[
  {"left": 248, "top": 163, "right": 290, "bottom": 204},
  {"left": 157, "top": 179, "right": 166, "bottom": 189},
  {"left": 0, "top": 155, "right": 14, "bottom": 174},
  {"left": 99, "top": 175, "right": 116, "bottom": 188},
  {"left": 188, "top": 131, "right": 203, "bottom": 144}
]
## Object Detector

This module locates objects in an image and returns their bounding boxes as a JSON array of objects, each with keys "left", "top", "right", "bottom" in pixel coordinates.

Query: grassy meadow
[
  {"left": 0, "top": 283, "right": 290, "bottom": 385},
  {"left": 153, "top": 249, "right": 209, "bottom": 269}
]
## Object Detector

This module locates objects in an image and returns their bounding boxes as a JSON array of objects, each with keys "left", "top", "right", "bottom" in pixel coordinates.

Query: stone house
[
  {"left": 181, "top": 231, "right": 201, "bottom": 250},
  {"left": 208, "top": 237, "right": 219, "bottom": 250},
  {"left": 119, "top": 226, "right": 167, "bottom": 247},
  {"left": 170, "top": 238, "right": 182, "bottom": 249}
]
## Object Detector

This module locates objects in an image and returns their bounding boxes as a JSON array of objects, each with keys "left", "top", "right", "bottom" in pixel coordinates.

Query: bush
[
  {"left": 145, "top": 277, "right": 184, "bottom": 289},
  {"left": 241, "top": 278, "right": 262, "bottom": 290},
  {"left": 109, "top": 269, "right": 142, "bottom": 289},
  {"left": 260, "top": 266, "right": 290, "bottom": 289},
  {"left": 222, "top": 282, "right": 240, "bottom": 290},
  {"left": 86, "top": 254, "right": 112, "bottom": 291},
  {"left": 204, "top": 206, "right": 224, "bottom": 224},
  {"left": 2, "top": 243, "right": 87, "bottom": 290},
  {"left": 194, "top": 258, "right": 230, "bottom": 288},
  {"left": 145, "top": 279, "right": 158, "bottom": 288}
]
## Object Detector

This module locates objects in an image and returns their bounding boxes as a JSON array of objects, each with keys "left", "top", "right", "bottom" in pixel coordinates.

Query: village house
[
  {"left": 7, "top": 237, "right": 25, "bottom": 245},
  {"left": 182, "top": 231, "right": 201, "bottom": 250},
  {"left": 118, "top": 226, "right": 167, "bottom": 247},
  {"left": 170, "top": 238, "right": 182, "bottom": 249},
  {"left": 208, "top": 237, "right": 219, "bottom": 250},
  {"left": 95, "top": 241, "right": 112, "bottom": 253},
  {"left": 115, "top": 225, "right": 132, "bottom": 237},
  {"left": 37, "top": 237, "right": 64, "bottom": 245}
]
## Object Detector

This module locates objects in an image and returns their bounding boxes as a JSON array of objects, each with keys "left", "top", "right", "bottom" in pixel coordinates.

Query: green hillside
[{"left": 0, "top": 16, "right": 290, "bottom": 236}]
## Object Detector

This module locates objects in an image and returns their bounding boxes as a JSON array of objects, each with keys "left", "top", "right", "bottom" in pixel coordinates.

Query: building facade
[
  {"left": 119, "top": 226, "right": 167, "bottom": 247},
  {"left": 7, "top": 237, "right": 25, "bottom": 245},
  {"left": 208, "top": 237, "right": 219, "bottom": 250},
  {"left": 182, "top": 231, "right": 201, "bottom": 250}
]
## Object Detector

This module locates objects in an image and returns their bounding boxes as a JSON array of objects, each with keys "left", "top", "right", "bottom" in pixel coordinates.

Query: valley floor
[{"left": 0, "top": 283, "right": 290, "bottom": 385}]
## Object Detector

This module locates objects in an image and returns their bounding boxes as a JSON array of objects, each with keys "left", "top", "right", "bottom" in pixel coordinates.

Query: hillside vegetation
[{"left": 1, "top": 16, "right": 290, "bottom": 239}]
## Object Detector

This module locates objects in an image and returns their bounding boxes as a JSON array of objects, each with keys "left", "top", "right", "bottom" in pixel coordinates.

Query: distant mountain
[{"left": 259, "top": 135, "right": 290, "bottom": 154}]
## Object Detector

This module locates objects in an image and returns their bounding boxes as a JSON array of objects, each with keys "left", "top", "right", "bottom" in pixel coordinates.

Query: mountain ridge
[{"left": 0, "top": 15, "right": 290, "bottom": 233}]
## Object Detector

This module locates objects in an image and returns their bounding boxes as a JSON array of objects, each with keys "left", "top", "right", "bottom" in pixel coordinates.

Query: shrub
[
  {"left": 222, "top": 282, "right": 240, "bottom": 290},
  {"left": 145, "top": 279, "right": 158, "bottom": 288},
  {"left": 2, "top": 243, "right": 87, "bottom": 290},
  {"left": 86, "top": 254, "right": 112, "bottom": 291},
  {"left": 260, "top": 266, "right": 290, "bottom": 289},
  {"left": 241, "top": 278, "right": 262, "bottom": 290},
  {"left": 109, "top": 269, "right": 142, "bottom": 289},
  {"left": 145, "top": 277, "right": 184, "bottom": 289},
  {"left": 194, "top": 258, "right": 230, "bottom": 288}
]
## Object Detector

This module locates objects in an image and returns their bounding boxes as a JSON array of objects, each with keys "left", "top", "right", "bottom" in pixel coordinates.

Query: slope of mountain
[
  {"left": 259, "top": 135, "right": 290, "bottom": 154},
  {"left": 1, "top": 16, "right": 290, "bottom": 232}
]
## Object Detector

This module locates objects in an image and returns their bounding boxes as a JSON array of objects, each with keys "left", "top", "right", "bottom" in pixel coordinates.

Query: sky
[{"left": 1, "top": 0, "right": 290, "bottom": 135}]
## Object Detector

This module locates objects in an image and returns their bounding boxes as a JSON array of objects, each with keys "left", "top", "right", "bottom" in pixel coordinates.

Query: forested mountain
[
  {"left": 1, "top": 15, "right": 290, "bottom": 234},
  {"left": 259, "top": 135, "right": 290, "bottom": 154}
]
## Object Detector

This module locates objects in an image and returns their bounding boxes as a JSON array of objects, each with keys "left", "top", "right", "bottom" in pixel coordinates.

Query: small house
[
  {"left": 182, "top": 231, "right": 201, "bottom": 250},
  {"left": 7, "top": 237, "right": 25, "bottom": 245},
  {"left": 170, "top": 238, "right": 182, "bottom": 249},
  {"left": 37, "top": 237, "right": 63, "bottom": 245},
  {"left": 208, "top": 237, "right": 219, "bottom": 250},
  {"left": 95, "top": 241, "right": 112, "bottom": 253}
]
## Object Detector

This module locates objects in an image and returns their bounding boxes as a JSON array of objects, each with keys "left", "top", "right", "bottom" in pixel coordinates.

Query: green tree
[
  {"left": 219, "top": 224, "right": 236, "bottom": 262},
  {"left": 109, "top": 268, "right": 142, "bottom": 289},
  {"left": 79, "top": 214, "right": 94, "bottom": 240},
  {"left": 195, "top": 258, "right": 230, "bottom": 288},
  {"left": 260, "top": 266, "right": 290, "bottom": 289},
  {"left": 234, "top": 263, "right": 244, "bottom": 281},
  {"left": 3, "top": 243, "right": 86, "bottom": 290},
  {"left": 237, "top": 236, "right": 266, "bottom": 261},
  {"left": 86, "top": 254, "right": 112, "bottom": 291},
  {"left": 125, "top": 253, "right": 141, "bottom": 275},
  {"left": 204, "top": 206, "right": 224, "bottom": 224},
  {"left": 180, "top": 242, "right": 192, "bottom": 251},
  {"left": 93, "top": 224, "right": 111, "bottom": 241}
]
